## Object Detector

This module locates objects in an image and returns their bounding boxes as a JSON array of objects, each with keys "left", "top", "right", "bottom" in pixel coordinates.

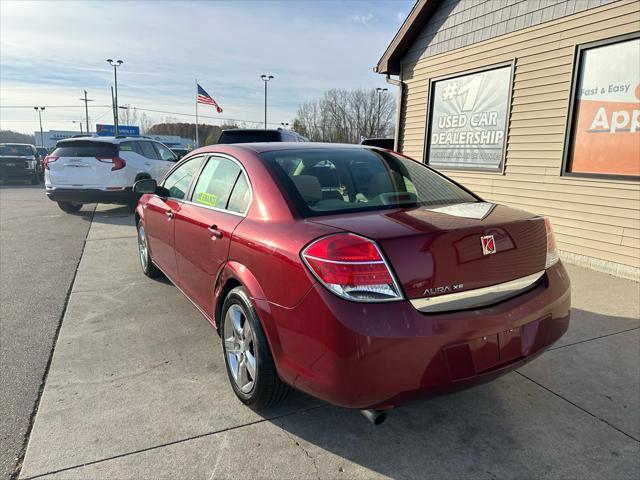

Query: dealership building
[{"left": 377, "top": 0, "right": 639, "bottom": 280}]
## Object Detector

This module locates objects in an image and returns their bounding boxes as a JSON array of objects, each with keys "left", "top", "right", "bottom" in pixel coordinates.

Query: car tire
[
  {"left": 57, "top": 201, "right": 82, "bottom": 213},
  {"left": 136, "top": 220, "right": 162, "bottom": 278},
  {"left": 221, "top": 286, "right": 289, "bottom": 410},
  {"left": 126, "top": 198, "right": 139, "bottom": 213}
]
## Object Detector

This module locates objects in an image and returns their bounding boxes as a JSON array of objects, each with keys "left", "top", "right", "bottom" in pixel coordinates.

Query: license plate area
[{"left": 443, "top": 325, "right": 528, "bottom": 380}]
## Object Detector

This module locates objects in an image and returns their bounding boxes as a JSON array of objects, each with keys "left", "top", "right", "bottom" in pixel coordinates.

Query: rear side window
[
  {"left": 162, "top": 156, "right": 204, "bottom": 200},
  {"left": 218, "top": 130, "right": 281, "bottom": 144},
  {"left": 191, "top": 157, "right": 241, "bottom": 209},
  {"left": 53, "top": 141, "right": 117, "bottom": 158},
  {"left": 119, "top": 141, "right": 144, "bottom": 156},
  {"left": 227, "top": 174, "right": 251, "bottom": 214},
  {"left": 261, "top": 148, "right": 478, "bottom": 216}
]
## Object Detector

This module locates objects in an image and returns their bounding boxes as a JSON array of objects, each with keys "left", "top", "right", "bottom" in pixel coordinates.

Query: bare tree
[
  {"left": 118, "top": 104, "right": 139, "bottom": 127},
  {"left": 0, "top": 130, "right": 35, "bottom": 144},
  {"left": 293, "top": 88, "right": 395, "bottom": 143},
  {"left": 139, "top": 113, "right": 154, "bottom": 134}
]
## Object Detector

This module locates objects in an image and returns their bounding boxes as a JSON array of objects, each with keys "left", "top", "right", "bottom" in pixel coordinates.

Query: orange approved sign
[{"left": 569, "top": 98, "right": 640, "bottom": 176}]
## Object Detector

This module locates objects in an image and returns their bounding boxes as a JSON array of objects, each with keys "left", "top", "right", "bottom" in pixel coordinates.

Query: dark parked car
[
  {"left": 133, "top": 143, "right": 570, "bottom": 423},
  {"left": 170, "top": 147, "right": 190, "bottom": 159},
  {"left": 35, "top": 147, "right": 48, "bottom": 179},
  {"left": 360, "top": 138, "right": 395, "bottom": 150},
  {"left": 0, "top": 143, "right": 41, "bottom": 184},
  {"left": 217, "top": 128, "right": 308, "bottom": 144}
]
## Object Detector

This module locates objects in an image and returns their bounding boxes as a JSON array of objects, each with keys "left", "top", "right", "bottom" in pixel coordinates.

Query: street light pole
[
  {"left": 34, "top": 107, "right": 45, "bottom": 147},
  {"left": 107, "top": 59, "right": 123, "bottom": 135},
  {"left": 72, "top": 121, "right": 83, "bottom": 134},
  {"left": 375, "top": 87, "right": 388, "bottom": 137},
  {"left": 260, "top": 74, "right": 274, "bottom": 129}
]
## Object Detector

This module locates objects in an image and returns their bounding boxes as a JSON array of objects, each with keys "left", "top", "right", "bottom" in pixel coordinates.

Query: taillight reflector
[
  {"left": 302, "top": 233, "right": 403, "bottom": 302},
  {"left": 97, "top": 157, "right": 126, "bottom": 171},
  {"left": 544, "top": 218, "right": 559, "bottom": 268},
  {"left": 43, "top": 155, "right": 58, "bottom": 170}
]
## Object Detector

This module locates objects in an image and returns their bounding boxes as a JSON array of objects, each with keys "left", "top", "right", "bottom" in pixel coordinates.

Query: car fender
[
  {"left": 135, "top": 203, "right": 145, "bottom": 223},
  {"left": 217, "top": 260, "right": 268, "bottom": 302},
  {"left": 134, "top": 197, "right": 153, "bottom": 254},
  {"left": 215, "top": 261, "right": 285, "bottom": 365}
]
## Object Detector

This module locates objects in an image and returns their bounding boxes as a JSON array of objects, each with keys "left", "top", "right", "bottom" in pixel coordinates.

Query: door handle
[
  {"left": 208, "top": 225, "right": 223, "bottom": 240},
  {"left": 165, "top": 211, "right": 175, "bottom": 220}
]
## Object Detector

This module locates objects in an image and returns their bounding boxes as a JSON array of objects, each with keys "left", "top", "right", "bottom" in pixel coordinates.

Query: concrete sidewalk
[{"left": 19, "top": 205, "right": 640, "bottom": 479}]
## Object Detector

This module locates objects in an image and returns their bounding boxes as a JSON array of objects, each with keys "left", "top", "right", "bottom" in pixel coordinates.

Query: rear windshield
[
  {"left": 261, "top": 148, "right": 478, "bottom": 216},
  {"left": 218, "top": 130, "right": 280, "bottom": 144},
  {"left": 53, "top": 141, "right": 118, "bottom": 158},
  {"left": 0, "top": 144, "right": 34, "bottom": 156}
]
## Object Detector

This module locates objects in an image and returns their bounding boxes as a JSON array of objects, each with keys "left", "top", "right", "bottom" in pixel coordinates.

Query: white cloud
[
  {"left": 396, "top": 11, "right": 406, "bottom": 23},
  {"left": 349, "top": 13, "right": 374, "bottom": 25}
]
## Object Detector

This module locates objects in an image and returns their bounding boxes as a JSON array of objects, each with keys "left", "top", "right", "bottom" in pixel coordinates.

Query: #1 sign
[{"left": 427, "top": 65, "right": 512, "bottom": 171}]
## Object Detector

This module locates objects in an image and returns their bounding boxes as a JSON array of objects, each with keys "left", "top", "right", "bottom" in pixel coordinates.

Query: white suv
[{"left": 45, "top": 136, "right": 177, "bottom": 213}]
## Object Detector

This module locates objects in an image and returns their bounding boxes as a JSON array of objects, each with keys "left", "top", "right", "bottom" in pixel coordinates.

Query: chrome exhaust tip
[{"left": 360, "top": 409, "right": 387, "bottom": 425}]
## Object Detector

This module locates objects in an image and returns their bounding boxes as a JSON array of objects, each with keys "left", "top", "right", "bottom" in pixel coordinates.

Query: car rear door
[
  {"left": 48, "top": 140, "right": 119, "bottom": 187},
  {"left": 144, "top": 155, "right": 205, "bottom": 279},
  {"left": 118, "top": 140, "right": 150, "bottom": 177},
  {"left": 174, "top": 155, "right": 250, "bottom": 314}
]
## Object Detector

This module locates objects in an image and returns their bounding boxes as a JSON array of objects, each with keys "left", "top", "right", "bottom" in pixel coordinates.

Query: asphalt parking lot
[
  {"left": 0, "top": 184, "right": 94, "bottom": 480},
  {"left": 10, "top": 204, "right": 640, "bottom": 479}
]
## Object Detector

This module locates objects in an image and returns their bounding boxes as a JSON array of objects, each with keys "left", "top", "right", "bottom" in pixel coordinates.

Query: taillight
[
  {"left": 544, "top": 218, "right": 559, "bottom": 269},
  {"left": 43, "top": 155, "right": 58, "bottom": 170},
  {"left": 97, "top": 157, "right": 126, "bottom": 171},
  {"left": 301, "top": 233, "right": 403, "bottom": 302}
]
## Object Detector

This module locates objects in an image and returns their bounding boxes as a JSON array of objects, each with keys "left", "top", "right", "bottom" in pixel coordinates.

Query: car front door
[
  {"left": 144, "top": 155, "right": 204, "bottom": 279},
  {"left": 152, "top": 142, "right": 178, "bottom": 178},
  {"left": 138, "top": 141, "right": 165, "bottom": 180},
  {"left": 174, "top": 155, "right": 250, "bottom": 315}
]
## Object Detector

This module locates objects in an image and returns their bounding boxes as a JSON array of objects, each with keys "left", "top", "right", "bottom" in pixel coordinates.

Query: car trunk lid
[
  {"left": 309, "top": 202, "right": 547, "bottom": 301},
  {"left": 48, "top": 141, "right": 119, "bottom": 187}
]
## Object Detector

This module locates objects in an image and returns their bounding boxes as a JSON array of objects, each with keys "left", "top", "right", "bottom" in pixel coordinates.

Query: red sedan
[{"left": 133, "top": 143, "right": 570, "bottom": 423}]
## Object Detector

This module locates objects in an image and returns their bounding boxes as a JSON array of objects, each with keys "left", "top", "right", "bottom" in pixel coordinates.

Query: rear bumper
[
  {"left": 45, "top": 187, "right": 134, "bottom": 204},
  {"left": 261, "top": 262, "right": 571, "bottom": 409}
]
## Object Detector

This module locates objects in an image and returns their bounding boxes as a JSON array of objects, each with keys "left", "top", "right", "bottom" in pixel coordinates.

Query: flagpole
[{"left": 195, "top": 79, "right": 199, "bottom": 147}]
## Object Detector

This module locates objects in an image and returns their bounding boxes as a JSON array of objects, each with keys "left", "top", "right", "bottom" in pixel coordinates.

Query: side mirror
[{"left": 133, "top": 178, "right": 158, "bottom": 194}]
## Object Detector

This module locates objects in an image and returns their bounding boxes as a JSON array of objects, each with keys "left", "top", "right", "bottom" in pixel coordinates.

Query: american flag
[{"left": 197, "top": 84, "right": 223, "bottom": 113}]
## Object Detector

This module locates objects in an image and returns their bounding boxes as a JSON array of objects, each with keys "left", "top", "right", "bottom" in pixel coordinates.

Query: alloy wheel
[
  {"left": 224, "top": 304, "right": 257, "bottom": 393},
  {"left": 137, "top": 225, "right": 148, "bottom": 271}
]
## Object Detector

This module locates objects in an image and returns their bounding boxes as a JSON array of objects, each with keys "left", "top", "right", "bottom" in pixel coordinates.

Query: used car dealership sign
[{"left": 426, "top": 65, "right": 512, "bottom": 171}]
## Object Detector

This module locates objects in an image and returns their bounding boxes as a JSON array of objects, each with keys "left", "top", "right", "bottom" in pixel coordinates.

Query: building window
[
  {"left": 424, "top": 63, "right": 513, "bottom": 172},
  {"left": 564, "top": 34, "right": 640, "bottom": 179}
]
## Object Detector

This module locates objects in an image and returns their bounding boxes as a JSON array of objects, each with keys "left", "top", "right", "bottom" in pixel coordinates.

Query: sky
[{"left": 0, "top": 0, "right": 414, "bottom": 135}]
